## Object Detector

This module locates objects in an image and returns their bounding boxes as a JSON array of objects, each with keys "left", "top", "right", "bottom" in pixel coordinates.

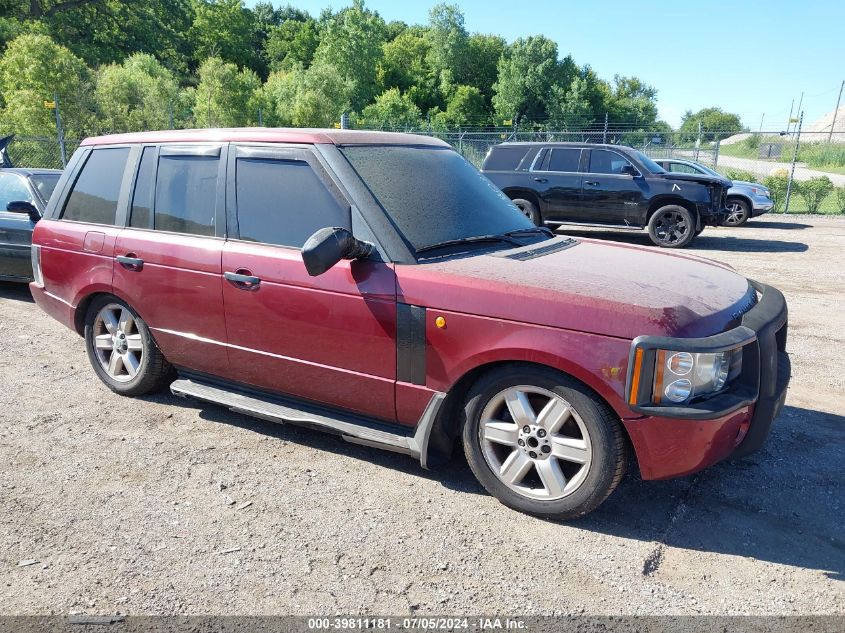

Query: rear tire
[
  {"left": 647, "top": 205, "right": 696, "bottom": 248},
  {"left": 722, "top": 198, "right": 750, "bottom": 226},
  {"left": 84, "top": 295, "right": 174, "bottom": 397},
  {"left": 462, "top": 365, "right": 627, "bottom": 520},
  {"left": 512, "top": 198, "right": 542, "bottom": 226}
]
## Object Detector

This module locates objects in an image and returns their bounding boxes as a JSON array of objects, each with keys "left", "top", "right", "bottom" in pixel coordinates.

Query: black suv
[{"left": 481, "top": 143, "right": 730, "bottom": 248}]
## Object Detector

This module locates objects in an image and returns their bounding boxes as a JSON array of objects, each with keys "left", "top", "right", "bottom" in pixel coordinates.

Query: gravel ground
[{"left": 0, "top": 215, "right": 843, "bottom": 616}]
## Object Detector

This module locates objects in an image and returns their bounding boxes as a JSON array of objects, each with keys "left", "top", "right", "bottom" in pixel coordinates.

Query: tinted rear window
[
  {"left": 484, "top": 146, "right": 530, "bottom": 171},
  {"left": 154, "top": 155, "right": 218, "bottom": 236},
  {"left": 62, "top": 148, "right": 130, "bottom": 225},
  {"left": 547, "top": 148, "right": 581, "bottom": 172},
  {"left": 235, "top": 158, "right": 349, "bottom": 248}
]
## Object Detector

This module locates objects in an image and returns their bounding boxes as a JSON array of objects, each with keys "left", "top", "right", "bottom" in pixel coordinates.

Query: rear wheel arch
[
  {"left": 647, "top": 196, "right": 696, "bottom": 221},
  {"left": 503, "top": 188, "right": 542, "bottom": 211}
]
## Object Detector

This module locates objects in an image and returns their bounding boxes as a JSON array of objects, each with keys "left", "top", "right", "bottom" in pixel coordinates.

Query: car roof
[
  {"left": 494, "top": 142, "right": 634, "bottom": 151},
  {"left": 0, "top": 167, "right": 62, "bottom": 176},
  {"left": 80, "top": 127, "right": 452, "bottom": 148}
]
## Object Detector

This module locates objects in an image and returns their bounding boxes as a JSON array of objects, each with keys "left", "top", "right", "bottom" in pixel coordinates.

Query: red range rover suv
[{"left": 30, "top": 129, "right": 790, "bottom": 519}]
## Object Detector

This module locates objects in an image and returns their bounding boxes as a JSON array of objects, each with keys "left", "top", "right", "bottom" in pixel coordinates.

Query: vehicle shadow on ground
[
  {"left": 560, "top": 229, "right": 809, "bottom": 254},
  {"left": 155, "top": 392, "right": 844, "bottom": 580},
  {"left": 0, "top": 281, "right": 34, "bottom": 302},
  {"left": 750, "top": 220, "right": 813, "bottom": 230}
]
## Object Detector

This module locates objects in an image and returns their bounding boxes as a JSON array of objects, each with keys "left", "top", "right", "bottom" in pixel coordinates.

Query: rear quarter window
[
  {"left": 483, "top": 146, "right": 530, "bottom": 171},
  {"left": 62, "top": 148, "right": 130, "bottom": 225}
]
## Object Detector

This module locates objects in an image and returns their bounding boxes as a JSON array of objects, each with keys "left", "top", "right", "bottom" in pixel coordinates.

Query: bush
[
  {"left": 795, "top": 176, "right": 834, "bottom": 214},
  {"left": 835, "top": 188, "right": 845, "bottom": 214},
  {"left": 723, "top": 168, "right": 757, "bottom": 182},
  {"left": 742, "top": 133, "right": 761, "bottom": 151},
  {"left": 762, "top": 169, "right": 789, "bottom": 212}
]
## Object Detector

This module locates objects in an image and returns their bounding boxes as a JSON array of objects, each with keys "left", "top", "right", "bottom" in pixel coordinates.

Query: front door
[
  {"left": 580, "top": 148, "right": 648, "bottom": 225},
  {"left": 0, "top": 172, "right": 37, "bottom": 279},
  {"left": 221, "top": 145, "right": 397, "bottom": 422},
  {"left": 113, "top": 144, "right": 229, "bottom": 377}
]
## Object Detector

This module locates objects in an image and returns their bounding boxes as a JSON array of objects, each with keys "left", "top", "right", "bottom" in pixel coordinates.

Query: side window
[
  {"left": 62, "top": 148, "right": 130, "bottom": 224},
  {"left": 235, "top": 157, "right": 349, "bottom": 249},
  {"left": 154, "top": 155, "right": 218, "bottom": 236},
  {"left": 484, "top": 147, "right": 529, "bottom": 171},
  {"left": 588, "top": 149, "right": 633, "bottom": 175},
  {"left": 129, "top": 147, "right": 156, "bottom": 229},
  {"left": 0, "top": 173, "right": 31, "bottom": 210},
  {"left": 669, "top": 162, "right": 698, "bottom": 174},
  {"left": 547, "top": 148, "right": 581, "bottom": 172}
]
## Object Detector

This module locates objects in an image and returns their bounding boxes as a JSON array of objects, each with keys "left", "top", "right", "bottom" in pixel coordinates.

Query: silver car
[{"left": 655, "top": 158, "right": 773, "bottom": 226}]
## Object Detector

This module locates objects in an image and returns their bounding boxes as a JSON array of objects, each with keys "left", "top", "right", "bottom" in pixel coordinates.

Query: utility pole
[
  {"left": 785, "top": 111, "right": 803, "bottom": 214},
  {"left": 786, "top": 99, "right": 794, "bottom": 135},
  {"left": 794, "top": 92, "right": 804, "bottom": 137},
  {"left": 828, "top": 80, "right": 844, "bottom": 143},
  {"left": 54, "top": 92, "right": 66, "bottom": 168}
]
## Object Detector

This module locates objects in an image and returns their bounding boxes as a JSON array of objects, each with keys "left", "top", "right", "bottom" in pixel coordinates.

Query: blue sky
[{"left": 246, "top": 0, "right": 845, "bottom": 130}]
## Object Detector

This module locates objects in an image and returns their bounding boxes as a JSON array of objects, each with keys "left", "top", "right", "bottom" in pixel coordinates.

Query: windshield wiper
[
  {"left": 504, "top": 227, "right": 555, "bottom": 238},
  {"left": 416, "top": 234, "right": 523, "bottom": 254}
]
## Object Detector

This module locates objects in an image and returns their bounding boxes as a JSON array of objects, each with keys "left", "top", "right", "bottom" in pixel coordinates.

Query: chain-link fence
[{"left": 4, "top": 124, "right": 844, "bottom": 214}]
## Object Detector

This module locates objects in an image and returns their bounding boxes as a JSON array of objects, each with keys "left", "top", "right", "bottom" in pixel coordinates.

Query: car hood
[
  {"left": 656, "top": 171, "right": 732, "bottom": 189},
  {"left": 396, "top": 237, "right": 755, "bottom": 340}
]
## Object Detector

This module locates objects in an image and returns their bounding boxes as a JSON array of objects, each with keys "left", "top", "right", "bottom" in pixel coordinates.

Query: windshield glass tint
[
  {"left": 30, "top": 173, "right": 60, "bottom": 202},
  {"left": 341, "top": 145, "right": 534, "bottom": 251},
  {"left": 634, "top": 151, "right": 666, "bottom": 174}
]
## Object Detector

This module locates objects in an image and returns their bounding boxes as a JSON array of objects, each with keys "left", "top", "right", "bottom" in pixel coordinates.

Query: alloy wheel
[
  {"left": 724, "top": 202, "right": 745, "bottom": 226},
  {"left": 478, "top": 386, "right": 592, "bottom": 501},
  {"left": 92, "top": 303, "right": 144, "bottom": 383},
  {"left": 653, "top": 209, "right": 689, "bottom": 244}
]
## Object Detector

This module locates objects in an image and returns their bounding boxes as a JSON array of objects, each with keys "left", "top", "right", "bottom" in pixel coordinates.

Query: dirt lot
[{"left": 1, "top": 215, "right": 843, "bottom": 616}]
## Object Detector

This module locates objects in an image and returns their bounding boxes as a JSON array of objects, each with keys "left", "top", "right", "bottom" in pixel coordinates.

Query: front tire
[
  {"left": 722, "top": 198, "right": 750, "bottom": 226},
  {"left": 511, "top": 198, "right": 542, "bottom": 226},
  {"left": 647, "top": 205, "right": 696, "bottom": 248},
  {"left": 462, "top": 365, "right": 627, "bottom": 520},
  {"left": 84, "top": 296, "right": 174, "bottom": 396}
]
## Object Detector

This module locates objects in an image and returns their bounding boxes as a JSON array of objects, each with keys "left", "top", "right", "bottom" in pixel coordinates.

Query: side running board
[{"left": 170, "top": 378, "right": 444, "bottom": 469}]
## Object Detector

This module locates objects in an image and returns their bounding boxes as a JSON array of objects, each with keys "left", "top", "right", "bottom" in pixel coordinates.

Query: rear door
[
  {"left": 0, "top": 172, "right": 37, "bottom": 279},
  {"left": 113, "top": 144, "right": 229, "bottom": 377},
  {"left": 580, "top": 148, "right": 648, "bottom": 225},
  {"left": 221, "top": 145, "right": 397, "bottom": 422},
  {"left": 529, "top": 147, "right": 584, "bottom": 221}
]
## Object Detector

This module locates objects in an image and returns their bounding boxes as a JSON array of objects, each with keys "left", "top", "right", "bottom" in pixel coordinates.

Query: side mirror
[
  {"left": 621, "top": 165, "right": 640, "bottom": 177},
  {"left": 6, "top": 200, "right": 40, "bottom": 222},
  {"left": 301, "top": 227, "right": 374, "bottom": 277}
]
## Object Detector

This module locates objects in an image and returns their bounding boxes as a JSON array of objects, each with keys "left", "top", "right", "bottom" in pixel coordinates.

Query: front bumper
[
  {"left": 751, "top": 198, "right": 774, "bottom": 216},
  {"left": 623, "top": 280, "right": 790, "bottom": 479}
]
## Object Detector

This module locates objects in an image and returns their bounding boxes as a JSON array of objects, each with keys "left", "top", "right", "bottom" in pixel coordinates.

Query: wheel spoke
[
  {"left": 550, "top": 436, "right": 590, "bottom": 464},
  {"left": 118, "top": 309, "right": 134, "bottom": 335},
  {"left": 125, "top": 334, "right": 143, "bottom": 351},
  {"left": 107, "top": 351, "right": 123, "bottom": 377},
  {"left": 536, "top": 459, "right": 567, "bottom": 497},
  {"left": 94, "top": 334, "right": 113, "bottom": 349},
  {"left": 504, "top": 389, "right": 536, "bottom": 426},
  {"left": 122, "top": 352, "right": 140, "bottom": 377},
  {"left": 499, "top": 450, "right": 533, "bottom": 485},
  {"left": 536, "top": 398, "right": 571, "bottom": 434},
  {"left": 101, "top": 309, "right": 119, "bottom": 334},
  {"left": 482, "top": 421, "right": 519, "bottom": 446}
]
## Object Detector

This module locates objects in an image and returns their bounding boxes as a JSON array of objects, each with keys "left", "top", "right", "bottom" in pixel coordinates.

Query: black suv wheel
[
  {"left": 511, "top": 198, "right": 542, "bottom": 226},
  {"left": 647, "top": 205, "right": 696, "bottom": 248}
]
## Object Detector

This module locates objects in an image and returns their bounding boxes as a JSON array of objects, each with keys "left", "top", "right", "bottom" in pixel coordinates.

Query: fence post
[
  {"left": 828, "top": 80, "right": 843, "bottom": 143},
  {"left": 784, "top": 111, "right": 803, "bottom": 214},
  {"left": 714, "top": 138, "right": 721, "bottom": 167},
  {"left": 258, "top": 108, "right": 264, "bottom": 126},
  {"left": 169, "top": 102, "right": 174, "bottom": 129},
  {"left": 602, "top": 113, "right": 608, "bottom": 144},
  {"left": 54, "top": 92, "right": 67, "bottom": 168},
  {"left": 694, "top": 121, "right": 702, "bottom": 161}
]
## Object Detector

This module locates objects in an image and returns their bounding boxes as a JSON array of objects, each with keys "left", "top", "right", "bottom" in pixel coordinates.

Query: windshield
[
  {"left": 341, "top": 145, "right": 536, "bottom": 252},
  {"left": 30, "top": 173, "right": 60, "bottom": 202},
  {"left": 634, "top": 151, "right": 666, "bottom": 174}
]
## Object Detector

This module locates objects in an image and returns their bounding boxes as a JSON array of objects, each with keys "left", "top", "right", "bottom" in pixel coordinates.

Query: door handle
[
  {"left": 225, "top": 270, "right": 261, "bottom": 289},
  {"left": 584, "top": 180, "right": 599, "bottom": 186},
  {"left": 116, "top": 254, "right": 144, "bottom": 271},
  {"left": 532, "top": 177, "right": 548, "bottom": 183}
]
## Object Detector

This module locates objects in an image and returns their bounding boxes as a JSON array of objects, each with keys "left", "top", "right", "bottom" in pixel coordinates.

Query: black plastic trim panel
[{"left": 397, "top": 303, "right": 426, "bottom": 385}]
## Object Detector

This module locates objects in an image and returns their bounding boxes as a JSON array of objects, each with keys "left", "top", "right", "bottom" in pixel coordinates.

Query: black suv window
[
  {"left": 484, "top": 146, "right": 530, "bottom": 171},
  {"left": 588, "top": 149, "right": 633, "bottom": 175},
  {"left": 235, "top": 158, "right": 349, "bottom": 248},
  {"left": 154, "top": 155, "right": 218, "bottom": 236},
  {"left": 0, "top": 173, "right": 31, "bottom": 209},
  {"left": 547, "top": 148, "right": 581, "bottom": 172},
  {"left": 62, "top": 148, "right": 130, "bottom": 225}
]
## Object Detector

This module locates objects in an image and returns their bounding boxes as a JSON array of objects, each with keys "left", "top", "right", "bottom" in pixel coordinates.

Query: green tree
[
  {"left": 464, "top": 34, "right": 505, "bottom": 109},
  {"left": 312, "top": 0, "right": 385, "bottom": 110},
  {"left": 796, "top": 176, "right": 834, "bottom": 214},
  {"left": 605, "top": 75, "right": 658, "bottom": 127},
  {"left": 432, "top": 85, "right": 487, "bottom": 127},
  {"left": 94, "top": 53, "right": 180, "bottom": 133},
  {"left": 547, "top": 76, "right": 596, "bottom": 130},
  {"left": 189, "top": 0, "right": 259, "bottom": 72},
  {"left": 425, "top": 3, "right": 469, "bottom": 97},
  {"left": 360, "top": 88, "right": 422, "bottom": 128},
  {"left": 266, "top": 18, "right": 319, "bottom": 71},
  {"left": 680, "top": 107, "right": 743, "bottom": 141},
  {"left": 192, "top": 56, "right": 262, "bottom": 127},
  {"left": 0, "top": 33, "right": 93, "bottom": 137},
  {"left": 376, "top": 28, "right": 437, "bottom": 113},
  {"left": 492, "top": 36, "right": 563, "bottom": 122},
  {"left": 264, "top": 61, "right": 351, "bottom": 128}
]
